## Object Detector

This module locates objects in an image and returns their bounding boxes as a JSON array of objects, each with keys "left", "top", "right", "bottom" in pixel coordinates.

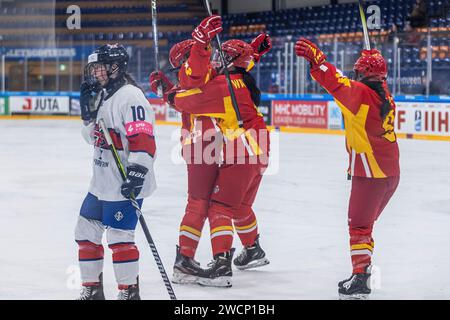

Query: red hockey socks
[
  {"left": 109, "top": 242, "right": 139, "bottom": 286},
  {"left": 233, "top": 205, "right": 258, "bottom": 247},
  {"left": 208, "top": 202, "right": 234, "bottom": 256},
  {"left": 349, "top": 226, "right": 374, "bottom": 274},
  {"left": 76, "top": 240, "right": 104, "bottom": 285},
  {"left": 179, "top": 196, "right": 209, "bottom": 258}
]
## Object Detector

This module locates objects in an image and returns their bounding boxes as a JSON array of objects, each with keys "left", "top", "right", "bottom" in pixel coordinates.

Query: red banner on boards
[{"left": 271, "top": 100, "right": 328, "bottom": 128}]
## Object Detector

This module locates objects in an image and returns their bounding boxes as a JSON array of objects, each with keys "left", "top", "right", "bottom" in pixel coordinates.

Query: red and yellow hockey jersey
[
  {"left": 179, "top": 43, "right": 216, "bottom": 90},
  {"left": 177, "top": 43, "right": 221, "bottom": 162},
  {"left": 310, "top": 61, "right": 400, "bottom": 178},
  {"left": 174, "top": 72, "right": 270, "bottom": 163}
]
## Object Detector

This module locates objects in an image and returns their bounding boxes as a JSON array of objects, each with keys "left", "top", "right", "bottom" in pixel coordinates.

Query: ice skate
[
  {"left": 117, "top": 280, "right": 140, "bottom": 300},
  {"left": 173, "top": 245, "right": 207, "bottom": 284},
  {"left": 197, "top": 249, "right": 235, "bottom": 288},
  {"left": 338, "top": 267, "right": 371, "bottom": 300},
  {"left": 233, "top": 235, "right": 270, "bottom": 270},
  {"left": 77, "top": 273, "right": 105, "bottom": 300}
]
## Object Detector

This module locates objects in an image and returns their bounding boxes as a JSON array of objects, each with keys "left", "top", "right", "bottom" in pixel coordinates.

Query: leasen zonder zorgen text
[{"left": 174, "top": 304, "right": 276, "bottom": 317}]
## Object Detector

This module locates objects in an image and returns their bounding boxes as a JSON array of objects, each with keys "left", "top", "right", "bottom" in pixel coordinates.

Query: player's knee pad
[
  {"left": 208, "top": 201, "right": 234, "bottom": 225},
  {"left": 74, "top": 216, "right": 105, "bottom": 244},
  {"left": 180, "top": 197, "right": 209, "bottom": 242},
  {"left": 186, "top": 196, "right": 209, "bottom": 218},
  {"left": 348, "top": 225, "right": 373, "bottom": 236},
  {"left": 106, "top": 228, "right": 139, "bottom": 264},
  {"left": 106, "top": 227, "right": 135, "bottom": 246},
  {"left": 349, "top": 226, "right": 374, "bottom": 245},
  {"left": 233, "top": 204, "right": 253, "bottom": 222}
]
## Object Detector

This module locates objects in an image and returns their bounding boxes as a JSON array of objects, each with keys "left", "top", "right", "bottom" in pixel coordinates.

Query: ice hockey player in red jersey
[
  {"left": 75, "top": 44, "right": 157, "bottom": 300},
  {"left": 295, "top": 38, "right": 400, "bottom": 300},
  {"left": 150, "top": 15, "right": 223, "bottom": 285},
  {"left": 150, "top": 16, "right": 272, "bottom": 286},
  {"left": 171, "top": 38, "right": 271, "bottom": 287}
]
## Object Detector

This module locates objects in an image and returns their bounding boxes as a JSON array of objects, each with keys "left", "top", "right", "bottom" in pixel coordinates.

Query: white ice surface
[{"left": 1, "top": 120, "right": 449, "bottom": 300}]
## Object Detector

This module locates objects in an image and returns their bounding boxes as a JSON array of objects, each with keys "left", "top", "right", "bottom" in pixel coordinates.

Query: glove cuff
[{"left": 127, "top": 164, "right": 148, "bottom": 179}]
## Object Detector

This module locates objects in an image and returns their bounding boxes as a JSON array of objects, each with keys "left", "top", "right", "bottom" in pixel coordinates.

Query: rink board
[{"left": 1, "top": 92, "right": 450, "bottom": 141}]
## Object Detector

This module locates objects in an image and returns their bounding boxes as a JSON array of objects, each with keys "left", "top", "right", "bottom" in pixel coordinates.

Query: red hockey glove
[
  {"left": 295, "top": 38, "right": 326, "bottom": 66},
  {"left": 149, "top": 71, "right": 174, "bottom": 94},
  {"left": 250, "top": 33, "right": 272, "bottom": 62},
  {"left": 164, "top": 85, "right": 179, "bottom": 109},
  {"left": 149, "top": 71, "right": 177, "bottom": 105},
  {"left": 192, "top": 15, "right": 223, "bottom": 45}
]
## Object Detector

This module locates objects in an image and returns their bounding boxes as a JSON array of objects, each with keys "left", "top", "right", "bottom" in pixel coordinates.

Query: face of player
[{"left": 89, "top": 63, "right": 109, "bottom": 87}]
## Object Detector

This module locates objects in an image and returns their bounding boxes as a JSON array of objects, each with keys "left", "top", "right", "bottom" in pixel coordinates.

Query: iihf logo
[{"left": 114, "top": 211, "right": 124, "bottom": 221}]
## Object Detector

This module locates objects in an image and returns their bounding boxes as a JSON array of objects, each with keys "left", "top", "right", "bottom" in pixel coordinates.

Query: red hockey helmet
[
  {"left": 353, "top": 49, "right": 387, "bottom": 81},
  {"left": 169, "top": 39, "right": 195, "bottom": 69},
  {"left": 221, "top": 39, "right": 255, "bottom": 71}
]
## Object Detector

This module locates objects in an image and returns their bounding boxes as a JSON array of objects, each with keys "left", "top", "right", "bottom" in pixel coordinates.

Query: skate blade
[
  {"left": 172, "top": 271, "right": 199, "bottom": 285},
  {"left": 197, "top": 276, "right": 232, "bottom": 288},
  {"left": 235, "top": 258, "right": 270, "bottom": 270},
  {"left": 338, "top": 293, "right": 370, "bottom": 300}
]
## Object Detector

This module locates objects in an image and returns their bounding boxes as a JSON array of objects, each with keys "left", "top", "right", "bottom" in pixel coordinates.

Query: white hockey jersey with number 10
[{"left": 81, "top": 83, "right": 157, "bottom": 201}]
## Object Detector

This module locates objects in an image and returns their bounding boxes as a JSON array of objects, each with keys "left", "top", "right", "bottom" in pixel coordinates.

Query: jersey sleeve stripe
[{"left": 128, "top": 133, "right": 156, "bottom": 157}]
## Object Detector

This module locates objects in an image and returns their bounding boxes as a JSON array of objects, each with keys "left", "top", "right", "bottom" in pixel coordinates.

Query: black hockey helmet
[{"left": 84, "top": 43, "right": 129, "bottom": 87}]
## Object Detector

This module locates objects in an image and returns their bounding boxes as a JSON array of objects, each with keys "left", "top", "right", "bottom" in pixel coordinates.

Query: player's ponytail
[
  {"left": 361, "top": 80, "right": 392, "bottom": 119},
  {"left": 233, "top": 67, "right": 261, "bottom": 106}
]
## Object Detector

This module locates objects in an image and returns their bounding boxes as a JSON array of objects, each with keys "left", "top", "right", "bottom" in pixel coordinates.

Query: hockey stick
[
  {"left": 203, "top": 0, "right": 243, "bottom": 128},
  {"left": 98, "top": 118, "right": 177, "bottom": 301},
  {"left": 151, "top": 0, "right": 163, "bottom": 97},
  {"left": 358, "top": 0, "right": 371, "bottom": 50}
]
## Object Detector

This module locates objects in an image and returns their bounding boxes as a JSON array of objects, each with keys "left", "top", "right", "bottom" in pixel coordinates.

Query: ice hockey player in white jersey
[{"left": 74, "top": 44, "right": 156, "bottom": 300}]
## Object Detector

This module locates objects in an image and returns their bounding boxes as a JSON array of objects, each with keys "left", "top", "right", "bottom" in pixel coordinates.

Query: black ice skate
[
  {"left": 233, "top": 235, "right": 270, "bottom": 270},
  {"left": 338, "top": 266, "right": 371, "bottom": 300},
  {"left": 77, "top": 273, "right": 105, "bottom": 300},
  {"left": 197, "top": 248, "right": 235, "bottom": 288},
  {"left": 117, "top": 280, "right": 140, "bottom": 300},
  {"left": 173, "top": 245, "right": 207, "bottom": 284}
]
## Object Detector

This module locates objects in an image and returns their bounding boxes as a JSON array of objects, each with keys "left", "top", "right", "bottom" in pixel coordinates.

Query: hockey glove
[
  {"left": 192, "top": 15, "right": 223, "bottom": 45},
  {"left": 149, "top": 71, "right": 174, "bottom": 95},
  {"left": 80, "top": 81, "right": 101, "bottom": 122},
  {"left": 121, "top": 164, "right": 149, "bottom": 199},
  {"left": 295, "top": 38, "right": 327, "bottom": 66},
  {"left": 250, "top": 33, "right": 272, "bottom": 62},
  {"left": 149, "top": 71, "right": 178, "bottom": 106}
]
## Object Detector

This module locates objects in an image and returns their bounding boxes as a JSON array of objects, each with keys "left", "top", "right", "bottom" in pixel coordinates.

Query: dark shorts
[{"left": 80, "top": 193, "right": 143, "bottom": 230}]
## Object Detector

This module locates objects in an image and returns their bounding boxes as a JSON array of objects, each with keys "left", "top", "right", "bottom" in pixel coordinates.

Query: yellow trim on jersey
[
  {"left": 255, "top": 104, "right": 264, "bottom": 118},
  {"left": 210, "top": 225, "right": 234, "bottom": 234},
  {"left": 365, "top": 152, "right": 387, "bottom": 178},
  {"left": 246, "top": 59, "right": 255, "bottom": 72},
  {"left": 175, "top": 88, "right": 203, "bottom": 98},
  {"left": 351, "top": 243, "right": 374, "bottom": 252},
  {"left": 231, "top": 78, "right": 247, "bottom": 89},
  {"left": 337, "top": 101, "right": 372, "bottom": 154},
  {"left": 336, "top": 73, "right": 351, "bottom": 87},
  {"left": 244, "top": 130, "right": 263, "bottom": 155},
  {"left": 185, "top": 66, "right": 193, "bottom": 76},
  {"left": 193, "top": 96, "right": 240, "bottom": 138},
  {"left": 204, "top": 70, "right": 211, "bottom": 84},
  {"left": 234, "top": 220, "right": 257, "bottom": 231},
  {"left": 180, "top": 225, "right": 202, "bottom": 237},
  {"left": 334, "top": 98, "right": 386, "bottom": 177}
]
